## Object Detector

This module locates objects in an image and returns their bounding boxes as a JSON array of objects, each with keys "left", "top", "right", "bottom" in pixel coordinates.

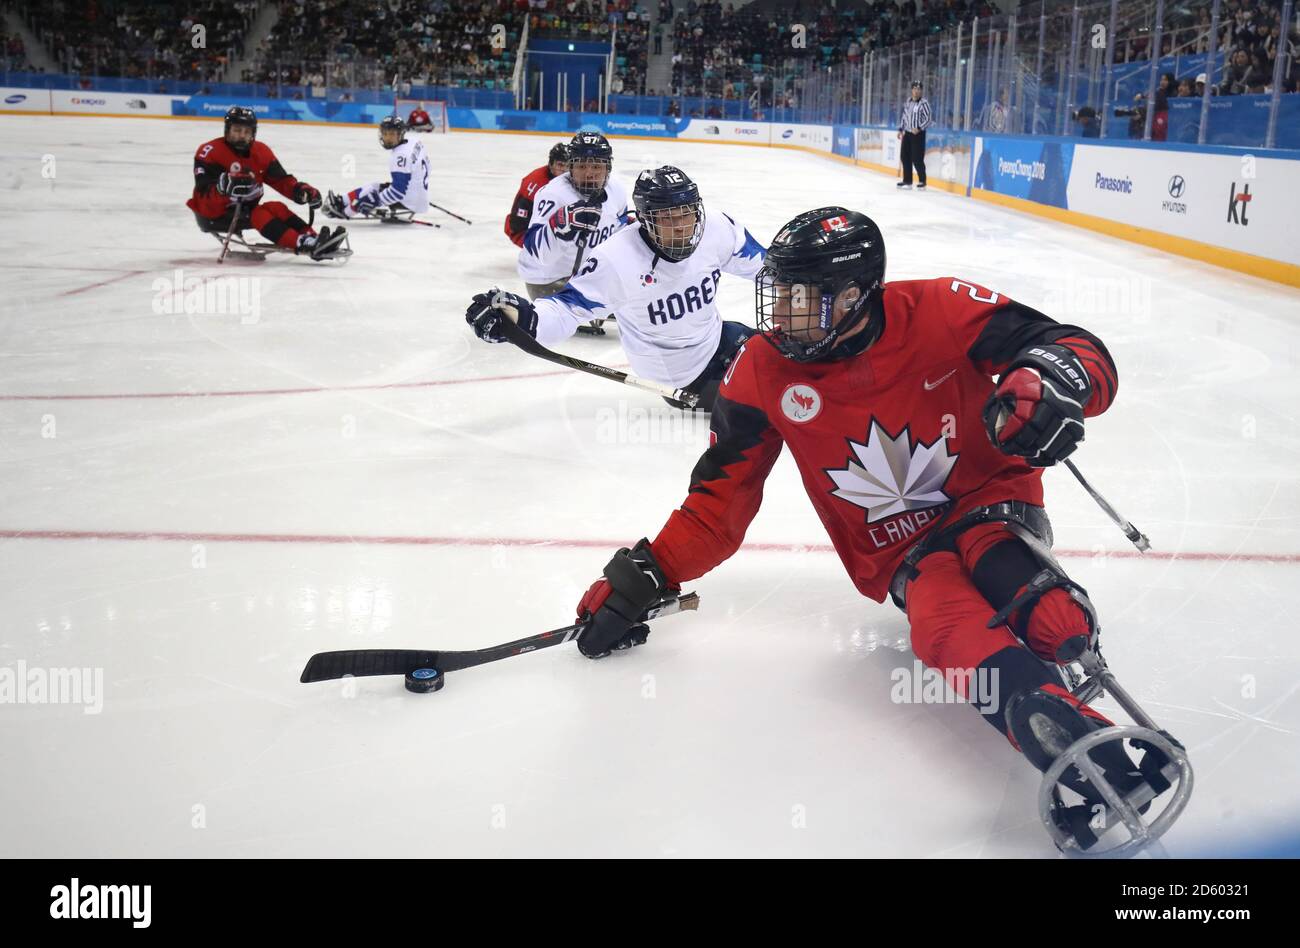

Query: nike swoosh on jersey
[{"left": 923, "top": 369, "right": 957, "bottom": 390}]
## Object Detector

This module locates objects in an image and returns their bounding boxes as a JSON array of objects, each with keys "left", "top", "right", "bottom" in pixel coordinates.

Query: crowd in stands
[
  {"left": 16, "top": 0, "right": 257, "bottom": 80},
  {"left": 1057, "top": 0, "right": 1299, "bottom": 140},
  {"left": 1, "top": 28, "right": 33, "bottom": 71},
  {"left": 666, "top": 1, "right": 992, "bottom": 104},
  {"left": 7, "top": 0, "right": 1296, "bottom": 116},
  {"left": 249, "top": 0, "right": 524, "bottom": 89},
  {"left": 247, "top": 0, "right": 653, "bottom": 95},
  {"left": 1068, "top": 0, "right": 1297, "bottom": 94},
  {"left": 521, "top": 1, "right": 652, "bottom": 97},
  {"left": 1205, "top": 0, "right": 1299, "bottom": 93}
]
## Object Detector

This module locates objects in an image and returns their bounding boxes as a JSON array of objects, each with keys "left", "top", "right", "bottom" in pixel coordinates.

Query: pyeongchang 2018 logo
[{"left": 997, "top": 157, "right": 1045, "bottom": 181}]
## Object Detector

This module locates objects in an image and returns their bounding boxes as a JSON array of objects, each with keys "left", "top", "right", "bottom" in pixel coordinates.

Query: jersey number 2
[{"left": 949, "top": 280, "right": 1000, "bottom": 304}]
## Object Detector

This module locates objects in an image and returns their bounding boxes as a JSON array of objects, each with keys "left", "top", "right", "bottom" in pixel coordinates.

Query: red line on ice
[
  {"left": 57, "top": 270, "right": 149, "bottom": 297},
  {"left": 0, "top": 528, "right": 1296, "bottom": 563}
]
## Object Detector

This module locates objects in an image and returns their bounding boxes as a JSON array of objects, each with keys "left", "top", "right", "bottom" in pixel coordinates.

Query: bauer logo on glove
[{"left": 983, "top": 344, "right": 1091, "bottom": 466}]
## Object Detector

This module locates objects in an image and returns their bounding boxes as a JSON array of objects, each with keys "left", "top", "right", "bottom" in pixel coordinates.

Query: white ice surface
[{"left": 0, "top": 115, "right": 1297, "bottom": 857}]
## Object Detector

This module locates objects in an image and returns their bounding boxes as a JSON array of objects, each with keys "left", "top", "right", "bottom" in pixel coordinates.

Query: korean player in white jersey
[
  {"left": 517, "top": 131, "right": 633, "bottom": 300},
  {"left": 468, "top": 165, "right": 767, "bottom": 411},
  {"left": 324, "top": 115, "right": 430, "bottom": 220}
]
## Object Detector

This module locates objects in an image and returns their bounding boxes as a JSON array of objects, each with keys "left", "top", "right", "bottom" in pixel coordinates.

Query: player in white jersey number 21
[
  {"left": 468, "top": 165, "right": 767, "bottom": 412},
  {"left": 324, "top": 115, "right": 430, "bottom": 220}
]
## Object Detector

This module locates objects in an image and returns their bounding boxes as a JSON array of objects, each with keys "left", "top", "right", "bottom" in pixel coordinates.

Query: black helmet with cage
[
  {"left": 633, "top": 166, "right": 705, "bottom": 262},
  {"left": 223, "top": 105, "right": 258, "bottom": 156},
  {"left": 566, "top": 131, "right": 612, "bottom": 198},
  {"left": 755, "top": 206, "right": 887, "bottom": 362},
  {"left": 379, "top": 114, "right": 407, "bottom": 150},
  {"left": 548, "top": 141, "right": 569, "bottom": 168}
]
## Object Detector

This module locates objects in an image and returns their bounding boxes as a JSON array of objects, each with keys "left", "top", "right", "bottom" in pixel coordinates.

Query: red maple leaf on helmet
[{"left": 793, "top": 391, "right": 815, "bottom": 411}]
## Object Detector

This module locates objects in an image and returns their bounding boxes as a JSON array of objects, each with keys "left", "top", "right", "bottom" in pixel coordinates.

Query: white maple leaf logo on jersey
[{"left": 826, "top": 420, "right": 957, "bottom": 523}]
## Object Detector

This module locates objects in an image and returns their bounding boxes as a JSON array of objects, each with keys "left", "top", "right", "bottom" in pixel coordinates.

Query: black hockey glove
[
  {"left": 323, "top": 190, "right": 351, "bottom": 220},
  {"left": 983, "top": 344, "right": 1091, "bottom": 466},
  {"left": 465, "top": 290, "right": 539, "bottom": 344},
  {"left": 548, "top": 202, "right": 602, "bottom": 242},
  {"left": 575, "top": 540, "right": 673, "bottom": 659},
  {"left": 218, "top": 171, "right": 263, "bottom": 203},
  {"left": 293, "top": 181, "right": 322, "bottom": 209}
]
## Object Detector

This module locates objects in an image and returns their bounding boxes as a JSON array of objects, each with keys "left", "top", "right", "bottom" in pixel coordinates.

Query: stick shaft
[
  {"left": 499, "top": 319, "right": 698, "bottom": 406},
  {"left": 217, "top": 210, "right": 240, "bottom": 264},
  {"left": 430, "top": 203, "right": 472, "bottom": 224},
  {"left": 1063, "top": 458, "right": 1151, "bottom": 551}
]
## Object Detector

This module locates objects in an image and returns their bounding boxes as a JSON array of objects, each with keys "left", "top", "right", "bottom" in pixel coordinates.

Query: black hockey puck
[{"left": 404, "top": 667, "right": 445, "bottom": 694}]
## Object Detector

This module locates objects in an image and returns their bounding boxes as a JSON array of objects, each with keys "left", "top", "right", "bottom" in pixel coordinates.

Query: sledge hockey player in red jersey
[
  {"left": 570, "top": 207, "right": 1187, "bottom": 853},
  {"left": 503, "top": 142, "right": 569, "bottom": 248},
  {"left": 407, "top": 108, "right": 433, "bottom": 131},
  {"left": 187, "top": 106, "right": 349, "bottom": 261}
]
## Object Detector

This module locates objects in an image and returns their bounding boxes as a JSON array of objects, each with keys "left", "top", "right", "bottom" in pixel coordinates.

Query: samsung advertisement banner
[
  {"left": 676, "top": 119, "right": 832, "bottom": 149},
  {"left": 0, "top": 88, "right": 51, "bottom": 112},
  {"left": 1, "top": 88, "right": 187, "bottom": 114},
  {"left": 770, "top": 123, "right": 833, "bottom": 151}
]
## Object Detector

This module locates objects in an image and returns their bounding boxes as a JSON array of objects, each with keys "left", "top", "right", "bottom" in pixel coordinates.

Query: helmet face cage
[
  {"left": 568, "top": 157, "right": 610, "bottom": 198},
  {"left": 644, "top": 200, "right": 705, "bottom": 262},
  {"left": 379, "top": 116, "right": 406, "bottom": 149},
  {"left": 755, "top": 267, "right": 871, "bottom": 362},
  {"left": 567, "top": 133, "right": 612, "bottom": 198}
]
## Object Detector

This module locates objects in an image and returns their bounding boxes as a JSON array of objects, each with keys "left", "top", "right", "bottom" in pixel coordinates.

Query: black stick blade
[{"left": 300, "top": 649, "right": 440, "bottom": 683}]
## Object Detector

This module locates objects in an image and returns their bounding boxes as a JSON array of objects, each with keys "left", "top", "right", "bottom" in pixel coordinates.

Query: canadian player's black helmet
[
  {"left": 548, "top": 141, "right": 569, "bottom": 167},
  {"left": 379, "top": 114, "right": 406, "bottom": 149},
  {"left": 633, "top": 166, "right": 705, "bottom": 262},
  {"left": 567, "top": 131, "right": 612, "bottom": 198},
  {"left": 223, "top": 106, "right": 258, "bottom": 155},
  {"left": 755, "top": 207, "right": 886, "bottom": 362}
]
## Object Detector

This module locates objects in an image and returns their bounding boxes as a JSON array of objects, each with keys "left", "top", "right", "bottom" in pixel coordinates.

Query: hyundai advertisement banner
[{"left": 1065, "top": 144, "right": 1298, "bottom": 266}]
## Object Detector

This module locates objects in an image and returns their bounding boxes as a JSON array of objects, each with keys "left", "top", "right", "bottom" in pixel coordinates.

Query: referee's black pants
[{"left": 901, "top": 129, "right": 927, "bottom": 186}]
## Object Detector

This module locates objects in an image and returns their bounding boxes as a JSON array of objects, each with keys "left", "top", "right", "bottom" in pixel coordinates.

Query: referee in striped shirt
[{"left": 898, "top": 81, "right": 932, "bottom": 190}]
